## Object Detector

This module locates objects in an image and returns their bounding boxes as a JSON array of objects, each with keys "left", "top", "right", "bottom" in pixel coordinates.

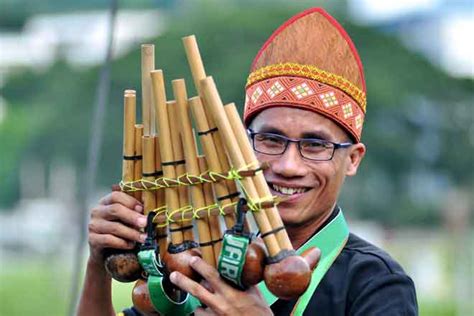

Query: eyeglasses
[{"left": 247, "top": 129, "right": 352, "bottom": 161}]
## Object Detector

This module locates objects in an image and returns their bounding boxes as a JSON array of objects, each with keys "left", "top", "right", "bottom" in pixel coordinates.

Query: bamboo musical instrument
[
  {"left": 106, "top": 36, "right": 321, "bottom": 312},
  {"left": 104, "top": 90, "right": 143, "bottom": 282}
]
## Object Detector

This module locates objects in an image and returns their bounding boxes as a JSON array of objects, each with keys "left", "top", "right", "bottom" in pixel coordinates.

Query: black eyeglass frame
[{"left": 247, "top": 129, "right": 353, "bottom": 161}]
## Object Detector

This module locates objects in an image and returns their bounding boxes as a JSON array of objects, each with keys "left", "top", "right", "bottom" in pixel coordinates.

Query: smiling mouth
[{"left": 270, "top": 183, "right": 310, "bottom": 195}]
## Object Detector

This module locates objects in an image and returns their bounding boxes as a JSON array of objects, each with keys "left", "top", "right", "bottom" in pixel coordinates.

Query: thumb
[{"left": 300, "top": 247, "right": 321, "bottom": 271}]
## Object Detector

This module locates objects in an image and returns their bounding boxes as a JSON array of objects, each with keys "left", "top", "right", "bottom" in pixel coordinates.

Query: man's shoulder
[
  {"left": 339, "top": 232, "right": 408, "bottom": 276},
  {"left": 313, "top": 233, "right": 418, "bottom": 315}
]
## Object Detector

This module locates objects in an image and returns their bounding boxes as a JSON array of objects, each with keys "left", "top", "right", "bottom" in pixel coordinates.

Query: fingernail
[
  {"left": 139, "top": 234, "right": 147, "bottom": 242},
  {"left": 190, "top": 256, "right": 198, "bottom": 265},
  {"left": 137, "top": 216, "right": 147, "bottom": 227},
  {"left": 135, "top": 204, "right": 143, "bottom": 212},
  {"left": 170, "top": 272, "right": 177, "bottom": 283}
]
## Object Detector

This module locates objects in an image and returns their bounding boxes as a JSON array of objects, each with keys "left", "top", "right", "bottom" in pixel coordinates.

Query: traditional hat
[{"left": 244, "top": 8, "right": 366, "bottom": 142}]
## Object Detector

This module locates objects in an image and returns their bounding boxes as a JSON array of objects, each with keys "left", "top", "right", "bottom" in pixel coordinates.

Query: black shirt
[{"left": 271, "top": 233, "right": 418, "bottom": 315}]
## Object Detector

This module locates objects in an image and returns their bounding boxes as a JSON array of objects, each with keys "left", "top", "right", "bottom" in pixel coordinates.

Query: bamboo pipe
[
  {"left": 154, "top": 136, "right": 168, "bottom": 257},
  {"left": 151, "top": 70, "right": 183, "bottom": 245},
  {"left": 203, "top": 105, "right": 239, "bottom": 226},
  {"left": 104, "top": 90, "right": 142, "bottom": 282},
  {"left": 199, "top": 77, "right": 280, "bottom": 257},
  {"left": 151, "top": 70, "right": 201, "bottom": 281},
  {"left": 224, "top": 103, "right": 292, "bottom": 251},
  {"left": 142, "top": 136, "right": 157, "bottom": 217},
  {"left": 189, "top": 96, "right": 238, "bottom": 229},
  {"left": 122, "top": 92, "right": 136, "bottom": 182},
  {"left": 167, "top": 100, "right": 194, "bottom": 242},
  {"left": 182, "top": 35, "right": 206, "bottom": 93},
  {"left": 134, "top": 124, "right": 144, "bottom": 202},
  {"left": 141, "top": 44, "right": 155, "bottom": 136},
  {"left": 173, "top": 79, "right": 215, "bottom": 267},
  {"left": 183, "top": 35, "right": 238, "bottom": 227},
  {"left": 198, "top": 156, "right": 223, "bottom": 264}
]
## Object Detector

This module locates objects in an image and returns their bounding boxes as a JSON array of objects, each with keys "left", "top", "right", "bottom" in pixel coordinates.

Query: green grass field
[{"left": 0, "top": 260, "right": 457, "bottom": 316}]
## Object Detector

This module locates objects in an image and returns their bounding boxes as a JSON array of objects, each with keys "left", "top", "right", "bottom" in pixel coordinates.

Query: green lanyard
[{"left": 258, "top": 210, "right": 349, "bottom": 315}]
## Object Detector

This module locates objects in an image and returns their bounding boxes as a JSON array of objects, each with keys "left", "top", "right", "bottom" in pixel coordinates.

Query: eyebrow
[{"left": 255, "top": 125, "right": 333, "bottom": 141}]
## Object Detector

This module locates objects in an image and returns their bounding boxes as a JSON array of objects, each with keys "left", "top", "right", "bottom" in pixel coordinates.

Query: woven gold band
[{"left": 246, "top": 63, "right": 366, "bottom": 112}]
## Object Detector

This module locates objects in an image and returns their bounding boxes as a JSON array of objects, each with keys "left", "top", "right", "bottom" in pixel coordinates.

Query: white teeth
[{"left": 271, "top": 184, "right": 307, "bottom": 195}]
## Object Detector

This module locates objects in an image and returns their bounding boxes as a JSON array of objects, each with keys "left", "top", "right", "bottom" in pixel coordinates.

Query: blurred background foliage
[{"left": 1, "top": 0, "right": 472, "bottom": 226}]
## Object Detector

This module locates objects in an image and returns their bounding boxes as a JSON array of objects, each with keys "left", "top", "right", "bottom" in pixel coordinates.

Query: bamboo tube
[
  {"left": 154, "top": 136, "right": 168, "bottom": 256},
  {"left": 151, "top": 70, "right": 183, "bottom": 245},
  {"left": 204, "top": 106, "right": 239, "bottom": 226},
  {"left": 134, "top": 124, "right": 144, "bottom": 202},
  {"left": 224, "top": 103, "right": 292, "bottom": 251},
  {"left": 198, "top": 156, "right": 222, "bottom": 264},
  {"left": 173, "top": 79, "right": 215, "bottom": 266},
  {"left": 182, "top": 35, "right": 206, "bottom": 94},
  {"left": 142, "top": 136, "right": 156, "bottom": 216},
  {"left": 104, "top": 90, "right": 142, "bottom": 283},
  {"left": 189, "top": 96, "right": 237, "bottom": 229},
  {"left": 123, "top": 92, "right": 136, "bottom": 183},
  {"left": 167, "top": 100, "right": 194, "bottom": 242},
  {"left": 141, "top": 44, "right": 155, "bottom": 136},
  {"left": 183, "top": 35, "right": 238, "bottom": 227},
  {"left": 200, "top": 77, "right": 280, "bottom": 257}
]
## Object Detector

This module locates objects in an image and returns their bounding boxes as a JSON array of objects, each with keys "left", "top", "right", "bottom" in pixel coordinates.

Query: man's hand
[
  {"left": 169, "top": 256, "right": 273, "bottom": 316},
  {"left": 88, "top": 191, "right": 147, "bottom": 264}
]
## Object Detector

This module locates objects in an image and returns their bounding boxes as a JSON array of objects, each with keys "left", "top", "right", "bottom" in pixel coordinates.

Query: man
[{"left": 78, "top": 7, "right": 418, "bottom": 315}]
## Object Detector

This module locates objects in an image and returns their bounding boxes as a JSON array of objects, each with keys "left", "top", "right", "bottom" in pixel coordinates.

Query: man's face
[{"left": 248, "top": 107, "right": 365, "bottom": 228}]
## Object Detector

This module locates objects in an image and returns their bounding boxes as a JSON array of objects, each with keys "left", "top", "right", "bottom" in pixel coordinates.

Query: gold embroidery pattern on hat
[{"left": 246, "top": 62, "right": 366, "bottom": 112}]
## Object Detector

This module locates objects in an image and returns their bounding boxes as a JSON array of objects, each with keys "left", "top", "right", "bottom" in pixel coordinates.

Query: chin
[{"left": 277, "top": 205, "right": 308, "bottom": 227}]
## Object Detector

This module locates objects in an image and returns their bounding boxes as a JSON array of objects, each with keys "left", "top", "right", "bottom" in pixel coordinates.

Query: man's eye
[
  {"left": 302, "top": 140, "right": 330, "bottom": 150},
  {"left": 256, "top": 134, "right": 284, "bottom": 144}
]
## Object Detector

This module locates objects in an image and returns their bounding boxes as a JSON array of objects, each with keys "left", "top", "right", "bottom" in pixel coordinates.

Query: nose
[{"left": 270, "top": 142, "right": 307, "bottom": 178}]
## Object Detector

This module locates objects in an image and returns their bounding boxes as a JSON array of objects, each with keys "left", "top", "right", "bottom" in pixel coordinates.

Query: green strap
[
  {"left": 218, "top": 234, "right": 250, "bottom": 288},
  {"left": 258, "top": 211, "right": 349, "bottom": 314},
  {"left": 148, "top": 275, "right": 200, "bottom": 315},
  {"left": 137, "top": 248, "right": 162, "bottom": 276}
]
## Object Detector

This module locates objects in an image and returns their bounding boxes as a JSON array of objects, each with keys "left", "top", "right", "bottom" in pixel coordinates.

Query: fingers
[
  {"left": 89, "top": 232, "right": 135, "bottom": 251},
  {"left": 89, "top": 218, "right": 146, "bottom": 244},
  {"left": 188, "top": 256, "right": 223, "bottom": 289},
  {"left": 92, "top": 203, "right": 147, "bottom": 229},
  {"left": 99, "top": 191, "right": 142, "bottom": 212},
  {"left": 200, "top": 280, "right": 215, "bottom": 294},
  {"left": 169, "top": 271, "right": 214, "bottom": 307}
]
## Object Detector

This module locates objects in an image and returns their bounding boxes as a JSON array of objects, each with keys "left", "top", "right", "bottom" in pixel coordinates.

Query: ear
[{"left": 345, "top": 143, "right": 366, "bottom": 176}]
